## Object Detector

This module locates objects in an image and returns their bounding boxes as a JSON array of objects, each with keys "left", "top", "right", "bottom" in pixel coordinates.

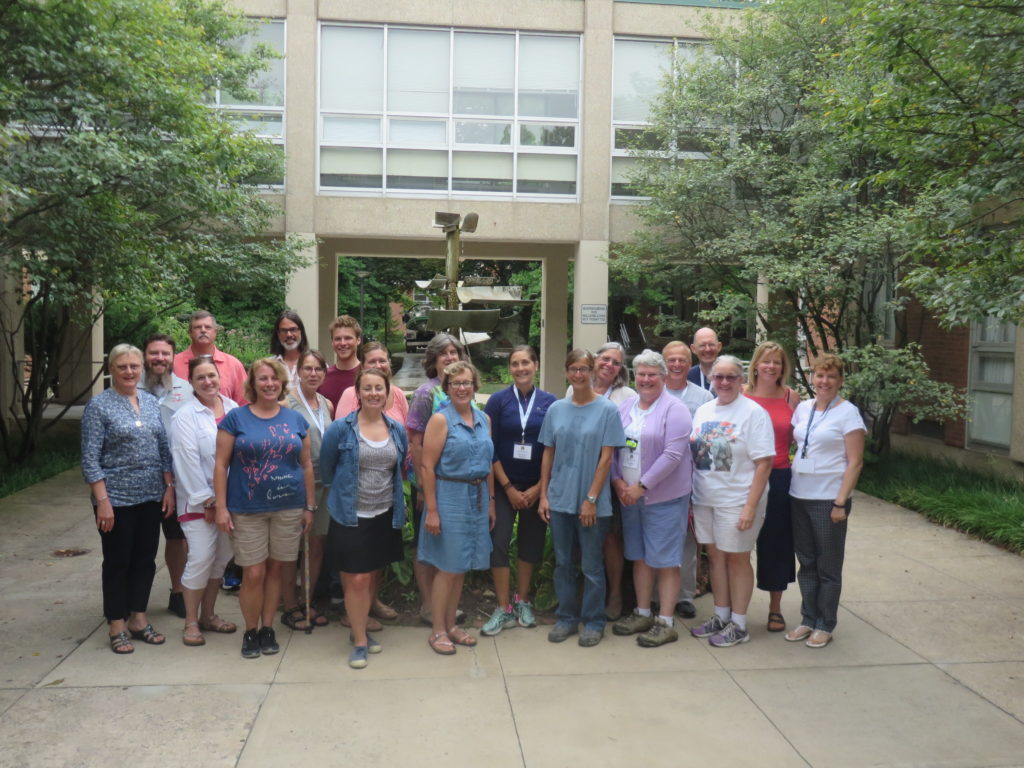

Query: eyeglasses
[
  {"left": 300, "top": 366, "right": 324, "bottom": 374},
  {"left": 278, "top": 327, "right": 300, "bottom": 336},
  {"left": 567, "top": 367, "right": 592, "bottom": 375},
  {"left": 449, "top": 381, "right": 474, "bottom": 390},
  {"left": 711, "top": 374, "right": 740, "bottom": 383}
]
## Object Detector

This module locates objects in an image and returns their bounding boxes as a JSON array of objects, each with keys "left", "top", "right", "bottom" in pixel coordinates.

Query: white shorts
[{"left": 692, "top": 498, "right": 767, "bottom": 553}]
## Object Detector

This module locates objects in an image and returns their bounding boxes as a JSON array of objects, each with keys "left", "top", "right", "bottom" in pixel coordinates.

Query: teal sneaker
[
  {"left": 515, "top": 600, "right": 537, "bottom": 628},
  {"left": 482, "top": 606, "right": 517, "bottom": 636}
]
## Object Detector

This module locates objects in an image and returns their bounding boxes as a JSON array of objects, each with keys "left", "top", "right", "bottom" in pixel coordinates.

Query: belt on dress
[{"left": 436, "top": 474, "right": 487, "bottom": 486}]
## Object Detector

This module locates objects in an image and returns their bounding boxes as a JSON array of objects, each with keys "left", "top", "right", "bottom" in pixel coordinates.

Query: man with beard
[
  {"left": 138, "top": 333, "right": 192, "bottom": 619},
  {"left": 172, "top": 310, "right": 248, "bottom": 404},
  {"left": 270, "top": 310, "right": 308, "bottom": 388}
]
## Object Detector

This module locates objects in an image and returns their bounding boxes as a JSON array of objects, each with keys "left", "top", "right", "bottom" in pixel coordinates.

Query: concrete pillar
[
  {"left": 1010, "top": 324, "right": 1024, "bottom": 464},
  {"left": 55, "top": 298, "right": 103, "bottom": 404},
  {"left": 317, "top": 248, "right": 339, "bottom": 354},
  {"left": 755, "top": 274, "right": 770, "bottom": 342},
  {"left": 540, "top": 254, "right": 569, "bottom": 394},
  {"left": 573, "top": 240, "right": 610, "bottom": 353},
  {"left": 285, "top": 233, "right": 320, "bottom": 347}
]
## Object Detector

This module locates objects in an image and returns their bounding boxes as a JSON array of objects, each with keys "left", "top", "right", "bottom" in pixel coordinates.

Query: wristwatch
[
  {"left": 585, "top": 494, "right": 598, "bottom": 504},
  {"left": 304, "top": 504, "right": 318, "bottom": 513}
]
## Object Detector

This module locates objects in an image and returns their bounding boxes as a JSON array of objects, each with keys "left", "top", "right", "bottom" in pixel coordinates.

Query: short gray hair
[
  {"left": 711, "top": 354, "right": 745, "bottom": 378},
  {"left": 631, "top": 349, "right": 667, "bottom": 376},
  {"left": 108, "top": 343, "right": 142, "bottom": 367}
]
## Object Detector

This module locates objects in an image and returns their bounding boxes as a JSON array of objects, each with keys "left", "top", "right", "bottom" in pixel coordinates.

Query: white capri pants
[{"left": 180, "top": 518, "right": 234, "bottom": 590}]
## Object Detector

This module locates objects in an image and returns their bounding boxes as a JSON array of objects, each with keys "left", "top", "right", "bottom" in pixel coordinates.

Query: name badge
[
  {"left": 513, "top": 443, "right": 533, "bottom": 461},
  {"left": 622, "top": 449, "right": 640, "bottom": 470}
]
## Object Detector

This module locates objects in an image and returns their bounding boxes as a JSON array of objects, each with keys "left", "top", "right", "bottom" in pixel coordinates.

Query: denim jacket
[{"left": 320, "top": 411, "right": 407, "bottom": 528}]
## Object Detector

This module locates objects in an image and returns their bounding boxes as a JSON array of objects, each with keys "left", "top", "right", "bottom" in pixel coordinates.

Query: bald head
[{"left": 691, "top": 327, "right": 722, "bottom": 371}]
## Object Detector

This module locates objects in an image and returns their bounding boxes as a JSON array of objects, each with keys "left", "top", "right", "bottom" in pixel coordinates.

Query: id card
[
  {"left": 513, "top": 443, "right": 533, "bottom": 461},
  {"left": 622, "top": 449, "right": 640, "bottom": 470}
]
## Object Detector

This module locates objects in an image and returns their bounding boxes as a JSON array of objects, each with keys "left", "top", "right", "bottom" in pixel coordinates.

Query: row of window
[{"left": 221, "top": 20, "right": 695, "bottom": 197}]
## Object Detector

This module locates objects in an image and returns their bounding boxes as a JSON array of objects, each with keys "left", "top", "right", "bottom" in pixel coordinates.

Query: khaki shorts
[
  {"left": 230, "top": 508, "right": 304, "bottom": 566},
  {"left": 693, "top": 498, "right": 766, "bottom": 553}
]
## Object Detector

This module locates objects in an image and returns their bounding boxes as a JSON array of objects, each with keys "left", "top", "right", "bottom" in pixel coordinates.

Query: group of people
[{"left": 82, "top": 313, "right": 864, "bottom": 667}]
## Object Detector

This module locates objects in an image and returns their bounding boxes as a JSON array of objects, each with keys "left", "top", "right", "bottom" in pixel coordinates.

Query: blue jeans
[{"left": 549, "top": 511, "right": 611, "bottom": 632}]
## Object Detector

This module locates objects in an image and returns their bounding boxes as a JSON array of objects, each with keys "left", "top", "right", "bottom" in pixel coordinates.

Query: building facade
[{"left": 230, "top": 0, "right": 746, "bottom": 391}]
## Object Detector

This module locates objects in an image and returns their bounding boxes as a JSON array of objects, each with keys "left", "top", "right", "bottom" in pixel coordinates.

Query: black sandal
[
  {"left": 298, "top": 602, "right": 329, "bottom": 627},
  {"left": 128, "top": 623, "right": 166, "bottom": 645},
  {"left": 109, "top": 631, "right": 134, "bottom": 654}
]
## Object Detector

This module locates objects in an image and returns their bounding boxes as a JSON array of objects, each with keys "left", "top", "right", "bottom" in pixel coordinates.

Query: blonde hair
[
  {"left": 746, "top": 341, "right": 792, "bottom": 392},
  {"left": 244, "top": 357, "right": 290, "bottom": 402}
]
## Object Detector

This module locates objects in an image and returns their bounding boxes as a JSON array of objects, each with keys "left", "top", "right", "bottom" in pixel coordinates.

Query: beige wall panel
[
  {"left": 578, "top": 0, "right": 614, "bottom": 240},
  {"left": 261, "top": 194, "right": 288, "bottom": 234},
  {"left": 613, "top": 4, "right": 732, "bottom": 39},
  {"left": 317, "top": 249, "right": 340, "bottom": 352},
  {"left": 608, "top": 202, "right": 643, "bottom": 242},
  {"left": 573, "top": 239, "right": 611, "bottom": 351},
  {"left": 230, "top": 0, "right": 286, "bottom": 17},
  {"left": 317, "top": 0, "right": 583, "bottom": 30},
  {"left": 283, "top": 1, "right": 318, "bottom": 233},
  {"left": 315, "top": 197, "right": 583, "bottom": 242},
  {"left": 540, "top": 255, "right": 571, "bottom": 393},
  {"left": 285, "top": 233, "right": 321, "bottom": 344}
]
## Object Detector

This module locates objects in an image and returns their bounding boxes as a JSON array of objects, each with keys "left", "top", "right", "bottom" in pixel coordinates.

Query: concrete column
[
  {"left": 573, "top": 240, "right": 610, "bottom": 353},
  {"left": 1010, "top": 324, "right": 1024, "bottom": 464},
  {"left": 540, "top": 254, "right": 569, "bottom": 394},
  {"left": 755, "top": 274, "right": 770, "bottom": 342},
  {"left": 285, "top": 233, "right": 320, "bottom": 347},
  {"left": 0, "top": 273, "right": 25, "bottom": 430},
  {"left": 55, "top": 298, "right": 103, "bottom": 404},
  {"left": 317, "top": 248, "right": 339, "bottom": 354}
]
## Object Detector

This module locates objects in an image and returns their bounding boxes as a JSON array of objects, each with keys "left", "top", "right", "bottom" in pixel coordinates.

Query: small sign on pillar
[{"left": 580, "top": 304, "right": 608, "bottom": 325}]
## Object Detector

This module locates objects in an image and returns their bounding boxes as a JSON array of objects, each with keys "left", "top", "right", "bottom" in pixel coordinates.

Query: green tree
[
  {"left": 822, "top": 0, "right": 1024, "bottom": 326},
  {"left": 617, "top": 0, "right": 964, "bottom": 452},
  {"left": 0, "top": 0, "right": 307, "bottom": 462}
]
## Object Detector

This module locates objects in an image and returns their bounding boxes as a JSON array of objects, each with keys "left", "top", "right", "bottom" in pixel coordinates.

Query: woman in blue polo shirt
[{"left": 481, "top": 346, "right": 556, "bottom": 636}]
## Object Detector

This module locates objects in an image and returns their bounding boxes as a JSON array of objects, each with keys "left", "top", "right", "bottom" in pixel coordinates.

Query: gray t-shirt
[
  {"left": 538, "top": 396, "right": 626, "bottom": 518},
  {"left": 356, "top": 432, "right": 397, "bottom": 517}
]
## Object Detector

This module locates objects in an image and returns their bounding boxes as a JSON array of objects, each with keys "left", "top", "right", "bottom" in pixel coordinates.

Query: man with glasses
[
  {"left": 270, "top": 310, "right": 308, "bottom": 388},
  {"left": 688, "top": 327, "right": 723, "bottom": 392},
  {"left": 172, "top": 310, "right": 248, "bottom": 404}
]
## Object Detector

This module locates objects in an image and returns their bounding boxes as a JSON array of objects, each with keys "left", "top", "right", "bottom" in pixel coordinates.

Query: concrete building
[{"left": 227, "top": 0, "right": 747, "bottom": 391}]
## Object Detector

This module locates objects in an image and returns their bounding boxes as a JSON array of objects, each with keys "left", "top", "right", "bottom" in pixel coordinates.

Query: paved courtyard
[{"left": 1, "top": 468, "right": 1022, "bottom": 767}]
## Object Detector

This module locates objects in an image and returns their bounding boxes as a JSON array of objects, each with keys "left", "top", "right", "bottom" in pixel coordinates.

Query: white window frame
[
  {"left": 610, "top": 36, "right": 710, "bottom": 201},
  {"left": 317, "top": 23, "right": 582, "bottom": 201},
  {"left": 213, "top": 18, "right": 287, "bottom": 190},
  {"left": 967, "top": 318, "right": 1017, "bottom": 450}
]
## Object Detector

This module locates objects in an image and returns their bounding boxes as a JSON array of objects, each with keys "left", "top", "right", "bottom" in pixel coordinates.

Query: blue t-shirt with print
[{"left": 219, "top": 405, "right": 309, "bottom": 514}]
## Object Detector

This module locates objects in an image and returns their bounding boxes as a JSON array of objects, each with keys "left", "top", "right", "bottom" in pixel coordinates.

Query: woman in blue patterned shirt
[{"left": 81, "top": 343, "right": 176, "bottom": 655}]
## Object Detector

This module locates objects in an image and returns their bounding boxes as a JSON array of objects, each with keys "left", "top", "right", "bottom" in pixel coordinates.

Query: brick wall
[{"left": 900, "top": 300, "right": 970, "bottom": 447}]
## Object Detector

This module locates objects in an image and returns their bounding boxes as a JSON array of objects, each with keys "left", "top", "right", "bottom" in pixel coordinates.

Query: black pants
[
  {"left": 97, "top": 501, "right": 163, "bottom": 622},
  {"left": 756, "top": 468, "right": 796, "bottom": 592}
]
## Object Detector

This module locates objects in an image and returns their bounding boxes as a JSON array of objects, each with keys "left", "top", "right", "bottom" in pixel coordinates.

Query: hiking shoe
[
  {"left": 637, "top": 620, "right": 679, "bottom": 648},
  {"left": 482, "top": 607, "right": 517, "bottom": 636},
  {"left": 613, "top": 610, "right": 655, "bottom": 636},
  {"left": 690, "top": 614, "right": 729, "bottom": 638},
  {"left": 257, "top": 626, "right": 279, "bottom": 655},
  {"left": 241, "top": 629, "right": 260, "bottom": 659},
  {"left": 578, "top": 627, "right": 603, "bottom": 647},
  {"left": 547, "top": 622, "right": 577, "bottom": 643},
  {"left": 515, "top": 600, "right": 537, "bottom": 628},
  {"left": 349, "top": 645, "right": 369, "bottom": 669},
  {"left": 708, "top": 622, "right": 750, "bottom": 648}
]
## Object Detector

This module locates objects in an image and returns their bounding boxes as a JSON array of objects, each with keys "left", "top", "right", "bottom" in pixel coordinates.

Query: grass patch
[
  {"left": 1, "top": 425, "right": 81, "bottom": 499},
  {"left": 859, "top": 452, "right": 1024, "bottom": 554}
]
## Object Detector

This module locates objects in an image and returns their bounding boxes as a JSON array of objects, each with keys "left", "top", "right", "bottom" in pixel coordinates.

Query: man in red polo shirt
[
  {"left": 172, "top": 310, "right": 248, "bottom": 405},
  {"left": 318, "top": 315, "right": 362, "bottom": 408}
]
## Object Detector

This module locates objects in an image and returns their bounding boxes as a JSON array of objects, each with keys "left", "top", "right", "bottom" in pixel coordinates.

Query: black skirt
[{"left": 327, "top": 512, "right": 404, "bottom": 574}]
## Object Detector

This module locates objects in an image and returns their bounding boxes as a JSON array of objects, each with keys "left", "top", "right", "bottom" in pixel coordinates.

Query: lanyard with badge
[
  {"left": 512, "top": 386, "right": 537, "bottom": 460},
  {"left": 622, "top": 401, "right": 650, "bottom": 470},
  {"left": 297, "top": 386, "right": 325, "bottom": 438},
  {"left": 800, "top": 396, "right": 839, "bottom": 460}
]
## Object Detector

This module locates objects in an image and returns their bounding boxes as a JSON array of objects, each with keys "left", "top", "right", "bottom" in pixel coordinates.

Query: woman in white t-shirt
[
  {"left": 786, "top": 354, "right": 866, "bottom": 649},
  {"left": 688, "top": 355, "right": 775, "bottom": 648}
]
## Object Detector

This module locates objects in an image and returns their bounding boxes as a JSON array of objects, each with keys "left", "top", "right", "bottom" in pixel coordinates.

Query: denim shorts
[{"left": 621, "top": 495, "right": 688, "bottom": 568}]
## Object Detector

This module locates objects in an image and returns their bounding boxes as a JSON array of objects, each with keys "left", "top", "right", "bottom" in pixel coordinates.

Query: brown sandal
[
  {"left": 199, "top": 615, "right": 237, "bottom": 634},
  {"left": 429, "top": 631, "right": 456, "bottom": 655},
  {"left": 767, "top": 612, "right": 786, "bottom": 632},
  {"left": 182, "top": 622, "right": 206, "bottom": 647}
]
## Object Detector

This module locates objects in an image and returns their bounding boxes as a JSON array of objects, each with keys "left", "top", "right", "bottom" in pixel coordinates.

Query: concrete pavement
[{"left": 1, "top": 468, "right": 1023, "bottom": 767}]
